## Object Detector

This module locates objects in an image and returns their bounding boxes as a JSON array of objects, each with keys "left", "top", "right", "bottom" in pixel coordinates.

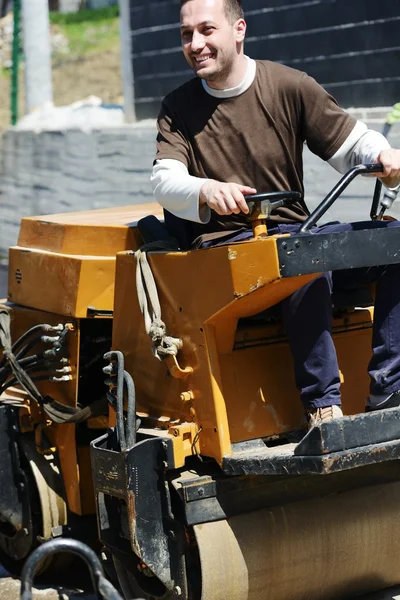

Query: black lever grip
[{"left": 244, "top": 191, "right": 302, "bottom": 204}]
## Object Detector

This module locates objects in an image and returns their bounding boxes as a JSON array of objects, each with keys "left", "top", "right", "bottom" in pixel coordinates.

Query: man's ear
[{"left": 235, "top": 18, "right": 246, "bottom": 43}]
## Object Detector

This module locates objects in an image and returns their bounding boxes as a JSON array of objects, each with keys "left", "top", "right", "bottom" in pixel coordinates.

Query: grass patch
[
  {"left": 49, "top": 5, "right": 119, "bottom": 25},
  {"left": 50, "top": 5, "right": 120, "bottom": 58}
]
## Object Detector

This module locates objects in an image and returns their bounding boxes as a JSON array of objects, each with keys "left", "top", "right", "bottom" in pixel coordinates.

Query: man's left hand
[{"left": 376, "top": 149, "right": 400, "bottom": 189}]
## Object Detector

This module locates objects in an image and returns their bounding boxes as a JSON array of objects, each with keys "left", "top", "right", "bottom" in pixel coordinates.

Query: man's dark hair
[{"left": 180, "top": 0, "right": 244, "bottom": 23}]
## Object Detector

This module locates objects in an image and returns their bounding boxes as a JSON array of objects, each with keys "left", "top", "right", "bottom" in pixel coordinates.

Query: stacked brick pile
[{"left": 0, "top": 12, "right": 12, "bottom": 69}]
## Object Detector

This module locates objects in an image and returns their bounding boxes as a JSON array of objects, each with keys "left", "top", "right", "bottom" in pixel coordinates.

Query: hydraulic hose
[
  {"left": 124, "top": 370, "right": 136, "bottom": 448},
  {"left": 104, "top": 351, "right": 126, "bottom": 451},
  {"left": 0, "top": 374, "right": 53, "bottom": 395}
]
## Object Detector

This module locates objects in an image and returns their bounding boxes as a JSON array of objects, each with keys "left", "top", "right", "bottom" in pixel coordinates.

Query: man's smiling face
[{"left": 180, "top": 0, "right": 245, "bottom": 88}]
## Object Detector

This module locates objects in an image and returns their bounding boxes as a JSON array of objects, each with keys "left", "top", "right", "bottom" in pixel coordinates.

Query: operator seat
[{"left": 163, "top": 210, "right": 193, "bottom": 250}]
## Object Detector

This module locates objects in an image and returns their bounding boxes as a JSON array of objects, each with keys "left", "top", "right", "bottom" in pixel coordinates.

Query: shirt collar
[{"left": 201, "top": 56, "right": 256, "bottom": 98}]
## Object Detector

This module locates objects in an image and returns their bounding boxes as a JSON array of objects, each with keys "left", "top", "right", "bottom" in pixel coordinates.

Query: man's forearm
[
  {"left": 328, "top": 121, "right": 399, "bottom": 189},
  {"left": 151, "top": 159, "right": 210, "bottom": 223}
]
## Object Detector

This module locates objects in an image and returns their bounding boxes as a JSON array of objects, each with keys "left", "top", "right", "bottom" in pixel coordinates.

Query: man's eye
[
  {"left": 204, "top": 26, "right": 214, "bottom": 33},
  {"left": 181, "top": 31, "right": 192, "bottom": 38}
]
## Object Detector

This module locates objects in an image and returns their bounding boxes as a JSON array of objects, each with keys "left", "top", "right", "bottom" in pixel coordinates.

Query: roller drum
[{"left": 194, "top": 480, "right": 400, "bottom": 600}]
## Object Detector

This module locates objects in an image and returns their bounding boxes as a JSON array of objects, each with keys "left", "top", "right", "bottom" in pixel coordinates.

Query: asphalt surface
[{"left": 2, "top": 123, "right": 400, "bottom": 599}]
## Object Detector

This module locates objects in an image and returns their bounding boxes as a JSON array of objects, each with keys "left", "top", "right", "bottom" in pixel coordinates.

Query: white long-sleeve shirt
[{"left": 152, "top": 57, "right": 392, "bottom": 224}]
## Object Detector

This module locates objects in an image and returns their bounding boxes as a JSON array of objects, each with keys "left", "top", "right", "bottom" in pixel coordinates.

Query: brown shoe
[{"left": 306, "top": 405, "right": 343, "bottom": 429}]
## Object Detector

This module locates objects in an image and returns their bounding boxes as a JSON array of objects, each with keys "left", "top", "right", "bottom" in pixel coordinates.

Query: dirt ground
[{"left": 0, "top": 46, "right": 122, "bottom": 132}]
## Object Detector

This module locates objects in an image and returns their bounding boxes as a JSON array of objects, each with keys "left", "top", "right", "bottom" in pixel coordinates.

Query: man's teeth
[{"left": 196, "top": 55, "right": 214, "bottom": 63}]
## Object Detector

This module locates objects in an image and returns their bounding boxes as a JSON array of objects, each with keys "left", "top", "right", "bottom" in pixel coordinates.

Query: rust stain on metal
[
  {"left": 99, "top": 467, "right": 119, "bottom": 480},
  {"left": 250, "top": 277, "right": 263, "bottom": 292},
  {"left": 127, "top": 490, "right": 140, "bottom": 555}
]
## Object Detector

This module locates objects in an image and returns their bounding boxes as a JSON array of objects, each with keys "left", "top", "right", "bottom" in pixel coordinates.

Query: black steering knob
[{"left": 244, "top": 191, "right": 302, "bottom": 219}]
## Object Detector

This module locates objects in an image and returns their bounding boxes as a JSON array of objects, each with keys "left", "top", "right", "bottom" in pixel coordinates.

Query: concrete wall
[
  {"left": 0, "top": 123, "right": 156, "bottom": 259},
  {"left": 128, "top": 0, "right": 400, "bottom": 119}
]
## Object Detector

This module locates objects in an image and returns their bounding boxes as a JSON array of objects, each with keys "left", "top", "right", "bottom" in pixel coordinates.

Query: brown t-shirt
[{"left": 155, "top": 60, "right": 356, "bottom": 238}]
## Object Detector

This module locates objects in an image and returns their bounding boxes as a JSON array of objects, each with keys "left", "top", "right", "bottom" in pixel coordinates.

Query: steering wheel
[{"left": 244, "top": 191, "right": 302, "bottom": 219}]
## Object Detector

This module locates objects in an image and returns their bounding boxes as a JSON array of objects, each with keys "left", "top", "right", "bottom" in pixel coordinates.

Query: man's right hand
[{"left": 199, "top": 180, "right": 257, "bottom": 216}]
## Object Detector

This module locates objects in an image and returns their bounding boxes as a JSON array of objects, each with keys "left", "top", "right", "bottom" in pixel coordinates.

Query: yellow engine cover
[{"left": 8, "top": 203, "right": 162, "bottom": 317}]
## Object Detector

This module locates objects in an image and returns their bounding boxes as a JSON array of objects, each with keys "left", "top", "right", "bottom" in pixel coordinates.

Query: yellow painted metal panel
[
  {"left": 17, "top": 203, "right": 163, "bottom": 256},
  {"left": 8, "top": 247, "right": 116, "bottom": 317}
]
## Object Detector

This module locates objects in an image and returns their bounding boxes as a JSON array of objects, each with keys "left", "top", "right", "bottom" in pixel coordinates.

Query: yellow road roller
[{"left": 1, "top": 164, "right": 400, "bottom": 600}]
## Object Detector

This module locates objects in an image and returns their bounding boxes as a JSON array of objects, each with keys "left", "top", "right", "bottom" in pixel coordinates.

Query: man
[{"left": 151, "top": 0, "right": 400, "bottom": 426}]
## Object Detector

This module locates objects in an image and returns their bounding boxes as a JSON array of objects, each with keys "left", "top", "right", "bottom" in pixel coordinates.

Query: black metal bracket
[
  {"left": 87, "top": 307, "right": 114, "bottom": 318},
  {"left": 223, "top": 407, "right": 400, "bottom": 477},
  {"left": 171, "top": 474, "right": 226, "bottom": 527},
  {"left": 0, "top": 406, "right": 33, "bottom": 562},
  {"left": 295, "top": 406, "right": 400, "bottom": 456},
  {"left": 277, "top": 226, "right": 400, "bottom": 277},
  {"left": 90, "top": 431, "right": 184, "bottom": 595}
]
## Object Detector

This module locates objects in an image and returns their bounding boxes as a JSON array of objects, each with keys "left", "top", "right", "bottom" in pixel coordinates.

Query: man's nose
[{"left": 191, "top": 30, "right": 205, "bottom": 52}]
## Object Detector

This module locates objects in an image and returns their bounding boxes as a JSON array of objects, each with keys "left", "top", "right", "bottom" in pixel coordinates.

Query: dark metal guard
[
  {"left": 299, "top": 163, "right": 384, "bottom": 233},
  {"left": 20, "top": 538, "right": 127, "bottom": 600}
]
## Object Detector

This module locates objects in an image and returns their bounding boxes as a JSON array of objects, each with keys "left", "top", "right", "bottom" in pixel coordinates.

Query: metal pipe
[
  {"left": 10, "top": 0, "right": 21, "bottom": 125},
  {"left": 123, "top": 370, "right": 136, "bottom": 447},
  {"left": 118, "top": 0, "right": 136, "bottom": 122},
  {"left": 21, "top": 0, "right": 53, "bottom": 114},
  {"left": 299, "top": 163, "right": 384, "bottom": 233},
  {"left": 20, "top": 538, "right": 124, "bottom": 600},
  {"left": 0, "top": 323, "right": 48, "bottom": 368},
  {"left": 104, "top": 351, "right": 126, "bottom": 451}
]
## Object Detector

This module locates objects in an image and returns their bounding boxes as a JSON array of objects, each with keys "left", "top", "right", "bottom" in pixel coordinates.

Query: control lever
[
  {"left": 300, "top": 163, "right": 383, "bottom": 233},
  {"left": 371, "top": 179, "right": 399, "bottom": 220},
  {"left": 379, "top": 187, "right": 399, "bottom": 219}
]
